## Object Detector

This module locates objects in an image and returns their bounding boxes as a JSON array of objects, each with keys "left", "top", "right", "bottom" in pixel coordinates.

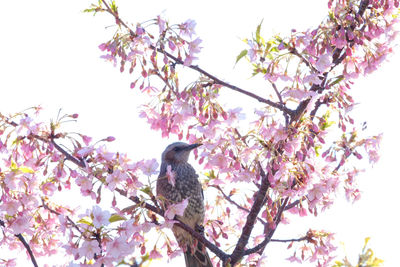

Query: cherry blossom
[
  {"left": 164, "top": 199, "right": 189, "bottom": 220},
  {"left": 79, "top": 240, "right": 101, "bottom": 260},
  {"left": 91, "top": 205, "right": 111, "bottom": 228}
]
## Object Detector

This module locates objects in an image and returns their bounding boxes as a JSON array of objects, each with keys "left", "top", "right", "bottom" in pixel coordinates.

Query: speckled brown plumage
[{"left": 156, "top": 142, "right": 213, "bottom": 267}]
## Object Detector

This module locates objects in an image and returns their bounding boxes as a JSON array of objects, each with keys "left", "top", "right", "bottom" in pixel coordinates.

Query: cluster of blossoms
[{"left": 1, "top": 0, "right": 398, "bottom": 266}]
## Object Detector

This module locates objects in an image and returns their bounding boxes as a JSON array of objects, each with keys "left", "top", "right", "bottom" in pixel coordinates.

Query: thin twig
[
  {"left": 271, "top": 82, "right": 290, "bottom": 125},
  {"left": 41, "top": 198, "right": 83, "bottom": 234},
  {"left": 270, "top": 236, "right": 308, "bottom": 243},
  {"left": 211, "top": 185, "right": 268, "bottom": 226}
]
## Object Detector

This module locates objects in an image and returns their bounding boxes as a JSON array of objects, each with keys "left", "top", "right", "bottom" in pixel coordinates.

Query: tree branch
[
  {"left": 229, "top": 164, "right": 270, "bottom": 265},
  {"left": 15, "top": 233, "right": 39, "bottom": 267},
  {"left": 243, "top": 197, "right": 289, "bottom": 256},
  {"left": 40, "top": 198, "right": 83, "bottom": 234},
  {"left": 114, "top": 188, "right": 229, "bottom": 261},
  {"left": 291, "top": 0, "right": 370, "bottom": 123},
  {"left": 270, "top": 236, "right": 308, "bottom": 243},
  {"left": 99, "top": 0, "right": 295, "bottom": 118},
  {"left": 0, "top": 220, "right": 39, "bottom": 267},
  {"left": 211, "top": 185, "right": 268, "bottom": 226}
]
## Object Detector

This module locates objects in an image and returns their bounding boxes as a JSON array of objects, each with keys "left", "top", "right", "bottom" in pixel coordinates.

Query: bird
[{"left": 156, "top": 142, "right": 213, "bottom": 267}]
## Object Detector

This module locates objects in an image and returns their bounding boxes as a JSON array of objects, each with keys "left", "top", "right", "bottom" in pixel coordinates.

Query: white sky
[{"left": 1, "top": 0, "right": 399, "bottom": 266}]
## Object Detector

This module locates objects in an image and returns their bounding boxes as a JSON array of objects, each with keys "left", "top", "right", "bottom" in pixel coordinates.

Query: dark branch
[
  {"left": 270, "top": 236, "right": 308, "bottom": 243},
  {"left": 243, "top": 197, "right": 289, "bottom": 256},
  {"left": 229, "top": 164, "right": 270, "bottom": 265},
  {"left": 0, "top": 220, "right": 38, "bottom": 267},
  {"left": 15, "top": 233, "right": 39, "bottom": 267}
]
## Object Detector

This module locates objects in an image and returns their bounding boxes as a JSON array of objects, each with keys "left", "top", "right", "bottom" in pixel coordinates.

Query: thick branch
[
  {"left": 229, "top": 165, "right": 270, "bottom": 265},
  {"left": 243, "top": 197, "right": 289, "bottom": 256}
]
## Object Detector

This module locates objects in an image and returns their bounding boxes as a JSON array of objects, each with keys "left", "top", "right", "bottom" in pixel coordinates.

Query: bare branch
[{"left": 271, "top": 236, "right": 308, "bottom": 243}]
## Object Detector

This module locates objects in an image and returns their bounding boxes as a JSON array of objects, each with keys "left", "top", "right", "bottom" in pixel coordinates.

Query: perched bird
[{"left": 156, "top": 142, "right": 213, "bottom": 267}]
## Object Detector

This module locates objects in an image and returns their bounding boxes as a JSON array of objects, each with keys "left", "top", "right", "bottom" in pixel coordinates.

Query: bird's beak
[{"left": 186, "top": 143, "right": 202, "bottom": 150}]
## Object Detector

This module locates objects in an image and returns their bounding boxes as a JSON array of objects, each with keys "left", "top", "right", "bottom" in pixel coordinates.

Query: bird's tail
[{"left": 184, "top": 242, "right": 213, "bottom": 267}]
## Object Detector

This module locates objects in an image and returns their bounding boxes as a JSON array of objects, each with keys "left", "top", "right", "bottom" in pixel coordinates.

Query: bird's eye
[{"left": 173, "top": 147, "right": 180, "bottom": 152}]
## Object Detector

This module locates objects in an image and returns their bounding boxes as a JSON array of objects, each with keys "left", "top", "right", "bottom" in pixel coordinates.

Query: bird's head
[{"left": 161, "top": 142, "right": 202, "bottom": 164}]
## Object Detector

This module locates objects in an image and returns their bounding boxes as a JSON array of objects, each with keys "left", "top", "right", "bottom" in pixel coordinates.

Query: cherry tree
[{"left": 0, "top": 0, "right": 398, "bottom": 266}]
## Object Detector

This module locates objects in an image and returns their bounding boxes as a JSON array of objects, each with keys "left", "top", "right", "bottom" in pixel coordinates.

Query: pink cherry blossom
[
  {"left": 315, "top": 53, "right": 332, "bottom": 73},
  {"left": 91, "top": 206, "right": 111, "bottom": 228},
  {"left": 106, "top": 169, "right": 128, "bottom": 191},
  {"left": 140, "top": 159, "right": 159, "bottom": 176},
  {"left": 157, "top": 15, "right": 167, "bottom": 34},
  {"left": 10, "top": 215, "right": 30, "bottom": 235},
  {"left": 79, "top": 240, "right": 101, "bottom": 260},
  {"left": 180, "top": 19, "right": 197, "bottom": 38},
  {"left": 149, "top": 248, "right": 163, "bottom": 259},
  {"left": 247, "top": 40, "right": 258, "bottom": 62},
  {"left": 164, "top": 199, "right": 188, "bottom": 220},
  {"left": 166, "top": 165, "right": 176, "bottom": 186},
  {"left": 106, "top": 236, "right": 135, "bottom": 259}
]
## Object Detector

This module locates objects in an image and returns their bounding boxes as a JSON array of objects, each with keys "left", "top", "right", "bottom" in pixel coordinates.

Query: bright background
[{"left": 0, "top": 0, "right": 399, "bottom": 266}]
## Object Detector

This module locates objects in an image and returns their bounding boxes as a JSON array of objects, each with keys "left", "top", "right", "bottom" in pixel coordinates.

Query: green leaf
[
  {"left": 109, "top": 214, "right": 127, "bottom": 223},
  {"left": 77, "top": 216, "right": 93, "bottom": 226},
  {"left": 140, "top": 186, "right": 152, "bottom": 195},
  {"left": 329, "top": 75, "right": 344, "bottom": 86},
  {"left": 19, "top": 166, "right": 35, "bottom": 174},
  {"left": 255, "top": 19, "right": 264, "bottom": 44},
  {"left": 110, "top": 0, "right": 118, "bottom": 13},
  {"left": 235, "top": 49, "right": 248, "bottom": 64},
  {"left": 10, "top": 161, "right": 18, "bottom": 171}
]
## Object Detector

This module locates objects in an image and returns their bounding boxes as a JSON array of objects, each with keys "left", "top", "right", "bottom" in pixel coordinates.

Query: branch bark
[
  {"left": 0, "top": 220, "right": 39, "bottom": 267},
  {"left": 229, "top": 164, "right": 270, "bottom": 265}
]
